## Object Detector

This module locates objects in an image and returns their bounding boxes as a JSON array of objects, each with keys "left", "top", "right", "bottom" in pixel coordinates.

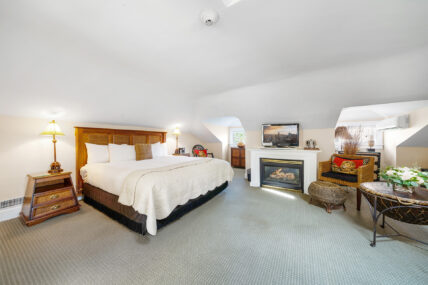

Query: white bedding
[
  {"left": 81, "top": 156, "right": 197, "bottom": 195},
  {"left": 80, "top": 156, "right": 234, "bottom": 235}
]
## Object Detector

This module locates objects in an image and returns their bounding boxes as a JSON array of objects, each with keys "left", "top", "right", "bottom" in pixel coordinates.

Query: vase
[
  {"left": 237, "top": 142, "right": 245, "bottom": 148},
  {"left": 392, "top": 184, "right": 415, "bottom": 194}
]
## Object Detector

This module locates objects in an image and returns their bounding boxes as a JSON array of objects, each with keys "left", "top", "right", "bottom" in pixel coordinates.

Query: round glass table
[{"left": 359, "top": 182, "right": 428, "bottom": 247}]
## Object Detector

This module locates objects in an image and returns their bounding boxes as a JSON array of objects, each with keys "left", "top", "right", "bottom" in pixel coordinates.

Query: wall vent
[
  {"left": 376, "top": 115, "right": 409, "bottom": 130},
  {"left": 0, "top": 197, "right": 24, "bottom": 209}
]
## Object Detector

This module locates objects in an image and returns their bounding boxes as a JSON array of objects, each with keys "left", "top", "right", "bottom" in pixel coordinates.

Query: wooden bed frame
[
  {"left": 74, "top": 126, "right": 229, "bottom": 235},
  {"left": 74, "top": 126, "right": 228, "bottom": 235},
  {"left": 74, "top": 127, "right": 167, "bottom": 193}
]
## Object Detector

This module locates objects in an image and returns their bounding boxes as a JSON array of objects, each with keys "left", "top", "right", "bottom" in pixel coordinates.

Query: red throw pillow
[
  {"left": 333, "top": 157, "right": 364, "bottom": 168},
  {"left": 332, "top": 157, "right": 364, "bottom": 175},
  {"left": 194, "top": 149, "right": 207, "bottom": 157}
]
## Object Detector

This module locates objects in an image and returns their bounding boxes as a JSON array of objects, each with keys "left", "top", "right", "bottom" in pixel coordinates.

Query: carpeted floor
[{"left": 1, "top": 169, "right": 427, "bottom": 285}]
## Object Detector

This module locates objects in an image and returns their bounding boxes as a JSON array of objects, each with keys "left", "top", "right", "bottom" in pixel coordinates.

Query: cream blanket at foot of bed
[{"left": 118, "top": 158, "right": 234, "bottom": 235}]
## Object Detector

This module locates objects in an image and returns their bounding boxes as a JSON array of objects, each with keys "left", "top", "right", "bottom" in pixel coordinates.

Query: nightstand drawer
[
  {"left": 32, "top": 198, "right": 76, "bottom": 218},
  {"left": 33, "top": 188, "right": 74, "bottom": 206}
]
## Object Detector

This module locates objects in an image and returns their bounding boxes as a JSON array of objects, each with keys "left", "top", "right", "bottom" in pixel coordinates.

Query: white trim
[{"left": 0, "top": 204, "right": 21, "bottom": 222}]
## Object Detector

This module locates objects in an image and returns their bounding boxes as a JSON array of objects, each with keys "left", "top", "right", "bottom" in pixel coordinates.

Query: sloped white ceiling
[
  {"left": 399, "top": 125, "right": 428, "bottom": 147},
  {"left": 204, "top": 117, "right": 242, "bottom": 127},
  {"left": 1, "top": 0, "right": 428, "bottom": 140},
  {"left": 337, "top": 100, "right": 428, "bottom": 123}
]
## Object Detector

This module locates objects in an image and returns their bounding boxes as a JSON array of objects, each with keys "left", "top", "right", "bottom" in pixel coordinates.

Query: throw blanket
[{"left": 118, "top": 158, "right": 234, "bottom": 235}]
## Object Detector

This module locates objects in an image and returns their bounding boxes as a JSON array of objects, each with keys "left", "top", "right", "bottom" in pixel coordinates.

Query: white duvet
[{"left": 81, "top": 156, "right": 234, "bottom": 235}]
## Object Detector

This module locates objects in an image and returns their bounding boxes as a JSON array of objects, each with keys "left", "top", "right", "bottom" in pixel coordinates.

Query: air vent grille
[{"left": 0, "top": 197, "right": 23, "bottom": 209}]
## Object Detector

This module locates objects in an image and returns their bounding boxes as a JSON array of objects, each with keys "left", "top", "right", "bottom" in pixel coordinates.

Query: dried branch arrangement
[
  {"left": 334, "top": 126, "right": 351, "bottom": 140},
  {"left": 343, "top": 127, "right": 362, "bottom": 155}
]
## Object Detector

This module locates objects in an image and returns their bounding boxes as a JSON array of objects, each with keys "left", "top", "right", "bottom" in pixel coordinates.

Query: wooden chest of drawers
[
  {"left": 21, "top": 172, "right": 80, "bottom": 226},
  {"left": 231, "top": 147, "right": 245, "bottom": 168}
]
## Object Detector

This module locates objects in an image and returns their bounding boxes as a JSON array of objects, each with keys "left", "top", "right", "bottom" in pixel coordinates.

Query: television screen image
[{"left": 262, "top": 124, "right": 299, "bottom": 147}]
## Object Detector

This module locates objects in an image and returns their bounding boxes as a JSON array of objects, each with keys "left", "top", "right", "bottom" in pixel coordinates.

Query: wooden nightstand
[
  {"left": 21, "top": 172, "right": 80, "bottom": 226},
  {"left": 173, "top": 153, "right": 191, "bottom": 157}
]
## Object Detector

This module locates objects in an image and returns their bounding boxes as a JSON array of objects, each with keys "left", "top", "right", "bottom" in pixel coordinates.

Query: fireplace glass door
[{"left": 260, "top": 158, "right": 304, "bottom": 192}]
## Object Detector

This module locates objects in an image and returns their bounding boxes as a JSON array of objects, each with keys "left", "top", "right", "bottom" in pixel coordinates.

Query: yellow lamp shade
[
  {"left": 172, "top": 127, "right": 181, "bottom": 136},
  {"left": 40, "top": 120, "right": 64, "bottom": 136}
]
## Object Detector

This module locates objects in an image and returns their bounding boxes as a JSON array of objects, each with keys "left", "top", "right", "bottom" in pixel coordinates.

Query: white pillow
[
  {"left": 85, "top": 143, "right": 109, "bottom": 164},
  {"left": 160, "top": 143, "right": 168, "bottom": 156},
  {"left": 151, "top": 142, "right": 161, "bottom": 157},
  {"left": 108, "top": 144, "right": 136, "bottom": 162},
  {"left": 151, "top": 142, "right": 168, "bottom": 158}
]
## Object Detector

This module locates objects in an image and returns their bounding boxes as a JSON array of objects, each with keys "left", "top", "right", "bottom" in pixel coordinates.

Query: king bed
[{"left": 75, "top": 127, "right": 234, "bottom": 235}]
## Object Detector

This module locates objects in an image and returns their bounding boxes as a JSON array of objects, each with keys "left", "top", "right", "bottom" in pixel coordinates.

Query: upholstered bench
[{"left": 308, "top": 181, "right": 347, "bottom": 213}]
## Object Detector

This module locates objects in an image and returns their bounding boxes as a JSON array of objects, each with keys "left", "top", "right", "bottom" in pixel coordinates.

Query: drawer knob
[
  {"left": 50, "top": 205, "right": 61, "bottom": 210},
  {"left": 49, "top": 194, "right": 59, "bottom": 200}
]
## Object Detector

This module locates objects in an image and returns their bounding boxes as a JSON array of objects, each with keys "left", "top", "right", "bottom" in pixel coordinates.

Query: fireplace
[{"left": 260, "top": 158, "right": 304, "bottom": 192}]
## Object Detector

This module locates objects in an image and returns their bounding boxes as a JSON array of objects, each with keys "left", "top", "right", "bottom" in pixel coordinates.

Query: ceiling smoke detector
[{"left": 200, "top": 9, "right": 219, "bottom": 26}]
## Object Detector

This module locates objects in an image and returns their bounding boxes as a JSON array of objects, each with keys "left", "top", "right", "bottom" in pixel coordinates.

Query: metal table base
[{"left": 365, "top": 194, "right": 428, "bottom": 247}]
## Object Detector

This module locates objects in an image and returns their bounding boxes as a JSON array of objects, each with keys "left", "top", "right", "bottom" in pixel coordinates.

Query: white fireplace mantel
[{"left": 248, "top": 148, "right": 321, "bottom": 194}]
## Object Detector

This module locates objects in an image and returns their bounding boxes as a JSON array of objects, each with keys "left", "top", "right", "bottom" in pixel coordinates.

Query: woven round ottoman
[{"left": 308, "top": 181, "right": 347, "bottom": 213}]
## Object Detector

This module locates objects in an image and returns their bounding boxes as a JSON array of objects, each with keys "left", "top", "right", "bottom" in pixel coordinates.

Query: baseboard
[{"left": 0, "top": 204, "right": 22, "bottom": 222}]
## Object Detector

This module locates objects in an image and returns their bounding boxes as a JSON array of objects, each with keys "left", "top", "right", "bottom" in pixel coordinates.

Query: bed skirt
[{"left": 83, "top": 181, "right": 228, "bottom": 235}]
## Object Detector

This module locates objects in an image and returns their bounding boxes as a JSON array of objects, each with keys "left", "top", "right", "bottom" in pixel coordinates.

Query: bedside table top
[{"left": 28, "top": 171, "right": 72, "bottom": 179}]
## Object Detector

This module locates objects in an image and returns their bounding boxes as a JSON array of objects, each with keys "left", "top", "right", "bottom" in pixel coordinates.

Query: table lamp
[
  {"left": 172, "top": 127, "right": 180, "bottom": 154},
  {"left": 41, "top": 120, "right": 64, "bottom": 174}
]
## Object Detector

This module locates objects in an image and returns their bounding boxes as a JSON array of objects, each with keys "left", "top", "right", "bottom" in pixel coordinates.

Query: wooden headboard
[{"left": 75, "top": 127, "right": 167, "bottom": 192}]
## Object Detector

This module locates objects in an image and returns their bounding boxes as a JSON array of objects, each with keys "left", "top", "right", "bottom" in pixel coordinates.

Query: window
[
  {"left": 230, "top": 127, "right": 246, "bottom": 146},
  {"left": 359, "top": 125, "right": 383, "bottom": 149},
  {"left": 335, "top": 122, "right": 384, "bottom": 151}
]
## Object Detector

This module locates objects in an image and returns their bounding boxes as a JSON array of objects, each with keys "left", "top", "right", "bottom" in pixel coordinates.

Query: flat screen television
[{"left": 262, "top": 123, "right": 299, "bottom": 147}]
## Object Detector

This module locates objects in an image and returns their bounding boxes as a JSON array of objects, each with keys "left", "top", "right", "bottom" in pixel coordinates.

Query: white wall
[
  {"left": 383, "top": 107, "right": 428, "bottom": 166},
  {"left": 166, "top": 132, "right": 205, "bottom": 156},
  {"left": 302, "top": 128, "right": 336, "bottom": 162},
  {"left": 204, "top": 142, "right": 223, "bottom": 160},
  {"left": 203, "top": 123, "right": 229, "bottom": 160},
  {"left": 396, "top": 147, "right": 428, "bottom": 168},
  {"left": 0, "top": 115, "right": 207, "bottom": 202}
]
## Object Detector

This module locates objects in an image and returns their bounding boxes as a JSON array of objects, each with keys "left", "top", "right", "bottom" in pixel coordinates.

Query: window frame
[{"left": 229, "top": 127, "right": 246, "bottom": 147}]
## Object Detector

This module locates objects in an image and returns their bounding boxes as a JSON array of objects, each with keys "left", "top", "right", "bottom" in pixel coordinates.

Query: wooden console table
[{"left": 359, "top": 182, "right": 428, "bottom": 247}]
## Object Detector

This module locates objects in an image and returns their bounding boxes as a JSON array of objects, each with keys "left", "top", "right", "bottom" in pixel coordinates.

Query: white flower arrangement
[{"left": 381, "top": 167, "right": 428, "bottom": 189}]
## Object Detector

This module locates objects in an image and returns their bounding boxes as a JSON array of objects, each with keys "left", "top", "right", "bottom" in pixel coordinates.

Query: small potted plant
[{"left": 381, "top": 167, "right": 428, "bottom": 193}]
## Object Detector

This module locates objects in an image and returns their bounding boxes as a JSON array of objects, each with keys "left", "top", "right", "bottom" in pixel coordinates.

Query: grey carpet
[{"left": 1, "top": 169, "right": 427, "bottom": 285}]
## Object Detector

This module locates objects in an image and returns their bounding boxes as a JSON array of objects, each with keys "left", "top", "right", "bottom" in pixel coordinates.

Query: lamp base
[{"left": 48, "top": 161, "right": 63, "bottom": 174}]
